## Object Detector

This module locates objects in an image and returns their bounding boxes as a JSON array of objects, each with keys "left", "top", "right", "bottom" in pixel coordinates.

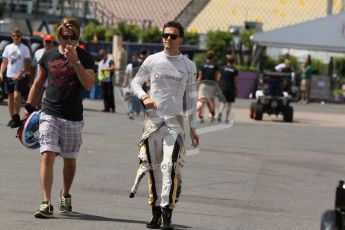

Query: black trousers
[{"left": 100, "top": 81, "right": 115, "bottom": 111}]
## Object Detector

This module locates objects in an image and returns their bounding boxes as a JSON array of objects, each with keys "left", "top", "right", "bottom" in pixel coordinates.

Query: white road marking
[{"left": 186, "top": 119, "right": 234, "bottom": 156}]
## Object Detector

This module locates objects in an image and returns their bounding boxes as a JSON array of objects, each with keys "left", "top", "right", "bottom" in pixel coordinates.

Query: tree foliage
[
  {"left": 184, "top": 31, "right": 199, "bottom": 46},
  {"left": 140, "top": 27, "right": 162, "bottom": 43},
  {"left": 104, "top": 28, "right": 118, "bottom": 42},
  {"left": 81, "top": 22, "right": 106, "bottom": 41},
  {"left": 113, "top": 21, "right": 141, "bottom": 42},
  {"left": 334, "top": 57, "right": 345, "bottom": 79},
  {"left": 205, "top": 30, "right": 232, "bottom": 66},
  {"left": 239, "top": 29, "right": 255, "bottom": 48}
]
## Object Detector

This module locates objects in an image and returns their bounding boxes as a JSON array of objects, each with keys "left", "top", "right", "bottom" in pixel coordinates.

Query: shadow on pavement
[
  {"left": 58, "top": 212, "right": 191, "bottom": 229},
  {"left": 58, "top": 211, "right": 145, "bottom": 224}
]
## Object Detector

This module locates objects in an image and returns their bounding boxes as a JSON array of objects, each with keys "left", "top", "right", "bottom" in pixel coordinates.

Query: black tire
[
  {"left": 254, "top": 104, "right": 263, "bottom": 121},
  {"left": 321, "top": 210, "right": 338, "bottom": 230},
  {"left": 283, "top": 106, "right": 293, "bottom": 122}
]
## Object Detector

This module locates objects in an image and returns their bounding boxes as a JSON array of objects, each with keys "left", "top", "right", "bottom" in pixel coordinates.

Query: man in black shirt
[
  {"left": 26, "top": 16, "right": 95, "bottom": 218},
  {"left": 216, "top": 54, "right": 239, "bottom": 123}
]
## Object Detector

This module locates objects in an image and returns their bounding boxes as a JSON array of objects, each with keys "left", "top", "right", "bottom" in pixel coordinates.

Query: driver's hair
[{"left": 57, "top": 16, "right": 80, "bottom": 39}]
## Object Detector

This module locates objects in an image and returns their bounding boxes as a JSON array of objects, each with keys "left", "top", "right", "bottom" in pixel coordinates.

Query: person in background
[
  {"left": 34, "top": 34, "right": 55, "bottom": 64},
  {"left": 78, "top": 43, "right": 86, "bottom": 50},
  {"left": 197, "top": 50, "right": 219, "bottom": 123},
  {"left": 0, "top": 27, "right": 31, "bottom": 128},
  {"left": 139, "top": 47, "right": 148, "bottom": 62},
  {"left": 139, "top": 48, "right": 150, "bottom": 93},
  {"left": 275, "top": 58, "right": 294, "bottom": 96},
  {"left": 299, "top": 58, "right": 312, "bottom": 104},
  {"left": 98, "top": 49, "right": 115, "bottom": 112},
  {"left": 216, "top": 54, "right": 239, "bottom": 123},
  {"left": 275, "top": 58, "right": 293, "bottom": 73},
  {"left": 123, "top": 52, "right": 142, "bottom": 119},
  {"left": 32, "top": 34, "right": 55, "bottom": 107}
]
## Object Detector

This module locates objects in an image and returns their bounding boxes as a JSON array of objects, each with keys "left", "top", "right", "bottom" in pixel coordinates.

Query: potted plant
[
  {"left": 333, "top": 88, "right": 343, "bottom": 101},
  {"left": 340, "top": 78, "right": 345, "bottom": 98},
  {"left": 236, "top": 65, "right": 259, "bottom": 98}
]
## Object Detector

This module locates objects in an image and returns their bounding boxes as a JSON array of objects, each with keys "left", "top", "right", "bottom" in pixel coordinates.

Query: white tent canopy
[{"left": 252, "top": 12, "right": 345, "bottom": 53}]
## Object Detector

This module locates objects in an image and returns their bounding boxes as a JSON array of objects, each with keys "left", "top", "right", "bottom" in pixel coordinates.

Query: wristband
[{"left": 25, "top": 103, "right": 37, "bottom": 113}]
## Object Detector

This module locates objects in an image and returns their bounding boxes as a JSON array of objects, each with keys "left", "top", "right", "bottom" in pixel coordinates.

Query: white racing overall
[{"left": 131, "top": 51, "right": 197, "bottom": 209}]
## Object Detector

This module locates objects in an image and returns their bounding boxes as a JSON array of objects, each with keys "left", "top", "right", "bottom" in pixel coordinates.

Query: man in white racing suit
[{"left": 131, "top": 21, "right": 199, "bottom": 230}]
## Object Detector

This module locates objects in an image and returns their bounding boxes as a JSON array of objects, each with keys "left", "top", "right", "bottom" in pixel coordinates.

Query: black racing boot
[
  {"left": 161, "top": 207, "right": 173, "bottom": 230},
  {"left": 146, "top": 206, "right": 162, "bottom": 229}
]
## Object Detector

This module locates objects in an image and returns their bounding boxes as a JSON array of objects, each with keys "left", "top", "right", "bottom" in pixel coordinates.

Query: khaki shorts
[
  {"left": 198, "top": 82, "right": 217, "bottom": 99},
  {"left": 39, "top": 113, "right": 84, "bottom": 158},
  {"left": 300, "top": 79, "right": 310, "bottom": 91}
]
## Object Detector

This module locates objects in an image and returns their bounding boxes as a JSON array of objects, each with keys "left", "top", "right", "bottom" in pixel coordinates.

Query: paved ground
[{"left": 0, "top": 89, "right": 345, "bottom": 230}]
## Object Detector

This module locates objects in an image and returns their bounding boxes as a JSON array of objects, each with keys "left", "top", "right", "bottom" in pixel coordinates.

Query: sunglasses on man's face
[
  {"left": 61, "top": 34, "right": 78, "bottom": 41},
  {"left": 162, "top": 33, "right": 180, "bottom": 40}
]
